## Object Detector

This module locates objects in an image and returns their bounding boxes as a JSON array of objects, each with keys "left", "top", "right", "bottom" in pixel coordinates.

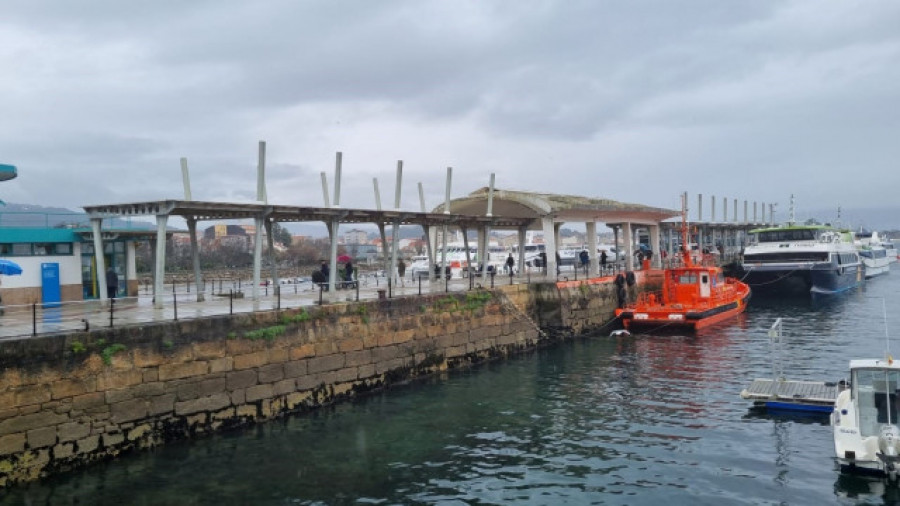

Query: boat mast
[{"left": 681, "top": 192, "right": 693, "bottom": 267}]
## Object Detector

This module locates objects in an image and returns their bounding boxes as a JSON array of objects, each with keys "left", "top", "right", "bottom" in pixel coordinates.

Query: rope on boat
[{"left": 738, "top": 266, "right": 800, "bottom": 287}]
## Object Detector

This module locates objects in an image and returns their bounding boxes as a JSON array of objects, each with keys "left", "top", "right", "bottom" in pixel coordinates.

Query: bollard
[
  {"left": 318, "top": 283, "right": 324, "bottom": 306},
  {"left": 355, "top": 279, "right": 359, "bottom": 302},
  {"left": 490, "top": 270, "right": 495, "bottom": 289},
  {"left": 32, "top": 303, "right": 37, "bottom": 337},
  {"left": 277, "top": 285, "right": 281, "bottom": 310},
  {"left": 109, "top": 298, "right": 115, "bottom": 328},
  {"left": 509, "top": 270, "right": 513, "bottom": 285},
  {"left": 388, "top": 278, "right": 392, "bottom": 299},
  {"left": 229, "top": 289, "right": 234, "bottom": 314},
  {"left": 418, "top": 274, "right": 422, "bottom": 296},
  {"left": 172, "top": 284, "right": 178, "bottom": 321}
]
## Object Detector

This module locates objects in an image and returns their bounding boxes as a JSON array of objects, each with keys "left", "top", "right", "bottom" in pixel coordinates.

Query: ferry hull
[{"left": 740, "top": 264, "right": 863, "bottom": 295}]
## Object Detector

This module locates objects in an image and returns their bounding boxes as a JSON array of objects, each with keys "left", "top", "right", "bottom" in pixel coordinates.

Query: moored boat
[
  {"left": 832, "top": 357, "right": 900, "bottom": 479},
  {"left": 615, "top": 194, "right": 751, "bottom": 331},
  {"left": 739, "top": 198, "right": 863, "bottom": 295},
  {"left": 856, "top": 229, "right": 892, "bottom": 279}
]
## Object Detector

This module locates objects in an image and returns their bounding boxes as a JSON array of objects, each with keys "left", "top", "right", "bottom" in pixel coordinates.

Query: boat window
[
  {"left": 854, "top": 369, "right": 900, "bottom": 437},
  {"left": 743, "top": 252, "right": 829, "bottom": 263},
  {"left": 756, "top": 229, "right": 817, "bottom": 243},
  {"left": 678, "top": 273, "right": 697, "bottom": 284}
]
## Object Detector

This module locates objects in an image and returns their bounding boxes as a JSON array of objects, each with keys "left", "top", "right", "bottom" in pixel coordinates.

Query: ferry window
[
  {"left": 33, "top": 243, "right": 50, "bottom": 255},
  {"left": 0, "top": 244, "right": 9, "bottom": 255},
  {"left": 83, "top": 243, "right": 94, "bottom": 255}
]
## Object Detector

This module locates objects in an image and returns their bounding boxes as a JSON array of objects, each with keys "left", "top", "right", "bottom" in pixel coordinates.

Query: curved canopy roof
[
  {"left": 432, "top": 187, "right": 679, "bottom": 229},
  {"left": 0, "top": 164, "right": 17, "bottom": 182}
]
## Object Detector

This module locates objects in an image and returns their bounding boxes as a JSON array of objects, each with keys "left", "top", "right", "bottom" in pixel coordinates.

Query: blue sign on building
[{"left": 41, "top": 263, "right": 61, "bottom": 308}]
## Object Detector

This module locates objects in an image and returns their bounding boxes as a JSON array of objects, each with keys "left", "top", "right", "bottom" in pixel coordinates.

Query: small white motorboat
[{"left": 833, "top": 357, "right": 900, "bottom": 479}]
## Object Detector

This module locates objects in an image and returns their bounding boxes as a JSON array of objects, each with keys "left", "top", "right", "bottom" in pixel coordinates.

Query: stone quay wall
[
  {"left": 0, "top": 275, "right": 652, "bottom": 487},
  {"left": 0, "top": 289, "right": 546, "bottom": 487}
]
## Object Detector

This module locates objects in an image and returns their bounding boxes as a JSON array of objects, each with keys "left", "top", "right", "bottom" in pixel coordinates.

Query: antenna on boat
[
  {"left": 681, "top": 191, "right": 693, "bottom": 267},
  {"left": 884, "top": 298, "right": 892, "bottom": 364},
  {"left": 788, "top": 194, "right": 795, "bottom": 226}
]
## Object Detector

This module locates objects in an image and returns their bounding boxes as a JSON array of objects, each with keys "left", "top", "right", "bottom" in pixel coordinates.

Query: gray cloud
[{"left": 1, "top": 0, "right": 899, "bottom": 231}]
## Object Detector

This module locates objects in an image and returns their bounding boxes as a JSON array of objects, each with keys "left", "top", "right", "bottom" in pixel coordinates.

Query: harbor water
[{"left": 5, "top": 274, "right": 900, "bottom": 505}]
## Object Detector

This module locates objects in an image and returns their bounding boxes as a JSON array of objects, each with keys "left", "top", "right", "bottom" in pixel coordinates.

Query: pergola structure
[
  {"left": 82, "top": 200, "right": 534, "bottom": 307},
  {"left": 437, "top": 187, "right": 680, "bottom": 275},
  {"left": 82, "top": 190, "right": 679, "bottom": 308}
]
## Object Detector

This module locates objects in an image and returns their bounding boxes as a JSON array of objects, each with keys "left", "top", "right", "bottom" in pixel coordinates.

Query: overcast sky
[{"left": 2, "top": 1, "right": 899, "bottom": 229}]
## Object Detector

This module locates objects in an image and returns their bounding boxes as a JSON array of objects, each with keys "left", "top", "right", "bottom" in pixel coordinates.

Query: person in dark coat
[
  {"left": 344, "top": 260, "right": 354, "bottom": 287},
  {"left": 506, "top": 253, "right": 515, "bottom": 274},
  {"left": 106, "top": 267, "right": 119, "bottom": 299}
]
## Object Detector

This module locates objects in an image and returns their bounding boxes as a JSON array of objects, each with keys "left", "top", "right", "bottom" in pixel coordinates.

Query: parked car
[{"left": 409, "top": 255, "right": 431, "bottom": 279}]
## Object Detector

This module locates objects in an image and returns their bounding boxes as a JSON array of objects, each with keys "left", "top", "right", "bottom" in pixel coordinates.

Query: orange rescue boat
[{"left": 615, "top": 195, "right": 751, "bottom": 331}]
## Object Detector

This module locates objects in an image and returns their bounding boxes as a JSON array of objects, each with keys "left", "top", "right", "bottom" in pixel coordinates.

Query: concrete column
[
  {"left": 153, "top": 214, "right": 168, "bottom": 309},
  {"left": 723, "top": 197, "right": 728, "bottom": 222},
  {"left": 251, "top": 217, "right": 263, "bottom": 300},
  {"left": 517, "top": 225, "right": 527, "bottom": 273},
  {"left": 711, "top": 196, "right": 716, "bottom": 223},
  {"left": 328, "top": 219, "right": 339, "bottom": 292},
  {"left": 126, "top": 242, "right": 137, "bottom": 297},
  {"left": 423, "top": 225, "right": 435, "bottom": 280},
  {"left": 744, "top": 200, "right": 748, "bottom": 223},
  {"left": 91, "top": 218, "right": 107, "bottom": 302},
  {"left": 461, "top": 227, "right": 472, "bottom": 281},
  {"left": 697, "top": 226, "right": 704, "bottom": 257},
  {"left": 733, "top": 199, "right": 738, "bottom": 223},
  {"left": 188, "top": 218, "right": 204, "bottom": 302},
  {"left": 650, "top": 225, "right": 661, "bottom": 269},
  {"left": 477, "top": 226, "right": 487, "bottom": 273},
  {"left": 378, "top": 223, "right": 389, "bottom": 275},
  {"left": 623, "top": 223, "right": 634, "bottom": 271},
  {"left": 697, "top": 194, "right": 703, "bottom": 222},
  {"left": 554, "top": 222, "right": 562, "bottom": 274},
  {"left": 613, "top": 226, "right": 620, "bottom": 266},
  {"left": 265, "top": 219, "right": 279, "bottom": 288},
  {"left": 390, "top": 219, "right": 400, "bottom": 285},
  {"left": 586, "top": 221, "right": 598, "bottom": 276},
  {"left": 541, "top": 217, "right": 557, "bottom": 276}
]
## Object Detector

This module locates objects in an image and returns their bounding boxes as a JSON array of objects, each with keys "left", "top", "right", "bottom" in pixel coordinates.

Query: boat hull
[
  {"left": 740, "top": 263, "right": 864, "bottom": 295},
  {"left": 861, "top": 255, "right": 891, "bottom": 278},
  {"left": 618, "top": 292, "right": 750, "bottom": 331}
]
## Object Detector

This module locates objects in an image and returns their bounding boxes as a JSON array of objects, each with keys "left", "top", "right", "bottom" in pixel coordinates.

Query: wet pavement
[{"left": 0, "top": 270, "right": 553, "bottom": 341}]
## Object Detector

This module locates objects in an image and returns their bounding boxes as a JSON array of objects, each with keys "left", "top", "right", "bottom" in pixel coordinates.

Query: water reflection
[
  {"left": 835, "top": 473, "right": 900, "bottom": 505},
  {"left": 4, "top": 276, "right": 900, "bottom": 504}
]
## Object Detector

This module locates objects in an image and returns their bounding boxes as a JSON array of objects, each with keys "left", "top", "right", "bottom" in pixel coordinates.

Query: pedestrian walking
[{"left": 397, "top": 258, "right": 406, "bottom": 287}]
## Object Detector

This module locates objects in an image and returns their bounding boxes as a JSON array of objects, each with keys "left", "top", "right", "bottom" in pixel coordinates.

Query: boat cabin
[
  {"left": 850, "top": 360, "right": 900, "bottom": 438},
  {"left": 664, "top": 265, "right": 726, "bottom": 304}
]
